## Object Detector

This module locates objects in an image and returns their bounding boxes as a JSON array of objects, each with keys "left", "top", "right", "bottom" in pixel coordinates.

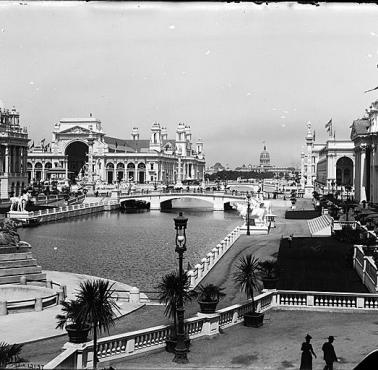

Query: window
[{"left": 150, "top": 163, "right": 154, "bottom": 170}]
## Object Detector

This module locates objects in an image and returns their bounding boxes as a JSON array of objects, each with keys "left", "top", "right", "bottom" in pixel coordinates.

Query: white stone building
[
  {"left": 350, "top": 100, "right": 378, "bottom": 203},
  {"left": 27, "top": 117, "right": 205, "bottom": 185},
  {"left": 0, "top": 106, "right": 29, "bottom": 199}
]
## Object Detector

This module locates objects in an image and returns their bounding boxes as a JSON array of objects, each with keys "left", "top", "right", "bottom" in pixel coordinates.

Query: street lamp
[
  {"left": 173, "top": 212, "right": 189, "bottom": 364},
  {"left": 246, "top": 192, "right": 251, "bottom": 236}
]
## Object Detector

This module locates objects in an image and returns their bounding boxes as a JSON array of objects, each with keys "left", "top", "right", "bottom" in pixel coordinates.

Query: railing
[
  {"left": 44, "top": 288, "right": 378, "bottom": 369},
  {"left": 187, "top": 225, "right": 242, "bottom": 289},
  {"left": 119, "top": 189, "right": 252, "bottom": 199},
  {"left": 353, "top": 244, "right": 378, "bottom": 293}
]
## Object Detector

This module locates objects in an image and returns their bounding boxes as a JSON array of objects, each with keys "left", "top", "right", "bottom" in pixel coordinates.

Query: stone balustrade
[
  {"left": 45, "top": 288, "right": 378, "bottom": 369},
  {"left": 187, "top": 226, "right": 242, "bottom": 289},
  {"left": 8, "top": 200, "right": 120, "bottom": 225},
  {"left": 353, "top": 245, "right": 378, "bottom": 293}
]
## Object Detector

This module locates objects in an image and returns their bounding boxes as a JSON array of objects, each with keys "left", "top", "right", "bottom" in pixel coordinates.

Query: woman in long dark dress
[{"left": 300, "top": 334, "right": 317, "bottom": 370}]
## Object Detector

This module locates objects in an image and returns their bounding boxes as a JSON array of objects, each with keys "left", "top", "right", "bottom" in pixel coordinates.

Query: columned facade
[
  {"left": 27, "top": 118, "right": 206, "bottom": 186},
  {"left": 0, "top": 106, "right": 29, "bottom": 200}
]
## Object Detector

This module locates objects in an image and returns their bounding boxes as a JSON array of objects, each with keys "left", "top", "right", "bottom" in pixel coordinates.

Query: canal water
[{"left": 18, "top": 199, "right": 242, "bottom": 291}]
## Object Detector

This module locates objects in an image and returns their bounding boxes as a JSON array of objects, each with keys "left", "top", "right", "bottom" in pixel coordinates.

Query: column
[
  {"left": 88, "top": 142, "right": 94, "bottom": 182},
  {"left": 360, "top": 145, "right": 367, "bottom": 202},
  {"left": 4, "top": 145, "right": 9, "bottom": 173},
  {"left": 300, "top": 151, "right": 305, "bottom": 188},
  {"left": 65, "top": 158, "right": 68, "bottom": 179},
  {"left": 177, "top": 156, "right": 182, "bottom": 186}
]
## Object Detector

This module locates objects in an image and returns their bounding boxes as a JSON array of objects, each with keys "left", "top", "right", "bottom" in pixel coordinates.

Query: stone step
[
  {"left": 0, "top": 252, "right": 33, "bottom": 261},
  {"left": 0, "top": 265, "right": 43, "bottom": 277},
  {"left": 0, "top": 272, "right": 46, "bottom": 285},
  {"left": 308, "top": 215, "right": 332, "bottom": 236},
  {"left": 0, "top": 259, "right": 37, "bottom": 269}
]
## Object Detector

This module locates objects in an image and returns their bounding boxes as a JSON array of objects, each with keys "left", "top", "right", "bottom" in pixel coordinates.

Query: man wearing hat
[{"left": 322, "top": 336, "right": 338, "bottom": 370}]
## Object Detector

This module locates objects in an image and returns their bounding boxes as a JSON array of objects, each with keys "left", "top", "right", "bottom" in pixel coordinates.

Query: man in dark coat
[{"left": 322, "top": 336, "right": 338, "bottom": 370}]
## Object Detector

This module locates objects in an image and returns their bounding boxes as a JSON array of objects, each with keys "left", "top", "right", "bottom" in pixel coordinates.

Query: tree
[
  {"left": 0, "top": 342, "right": 24, "bottom": 368},
  {"left": 74, "top": 279, "right": 120, "bottom": 369},
  {"left": 233, "top": 254, "right": 262, "bottom": 313}
]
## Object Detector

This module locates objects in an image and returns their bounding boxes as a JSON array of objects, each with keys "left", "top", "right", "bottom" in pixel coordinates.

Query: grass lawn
[{"left": 277, "top": 237, "right": 369, "bottom": 292}]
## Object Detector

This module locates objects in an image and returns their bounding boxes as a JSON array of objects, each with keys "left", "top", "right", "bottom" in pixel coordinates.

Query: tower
[
  {"left": 259, "top": 144, "right": 270, "bottom": 167},
  {"left": 150, "top": 122, "right": 162, "bottom": 152},
  {"left": 304, "top": 121, "right": 314, "bottom": 198},
  {"left": 131, "top": 127, "right": 139, "bottom": 141},
  {"left": 175, "top": 122, "right": 186, "bottom": 156},
  {"left": 161, "top": 126, "right": 168, "bottom": 141},
  {"left": 196, "top": 138, "right": 204, "bottom": 160}
]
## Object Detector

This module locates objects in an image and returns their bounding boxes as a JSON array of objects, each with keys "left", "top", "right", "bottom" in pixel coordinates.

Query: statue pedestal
[
  {"left": 7, "top": 211, "right": 33, "bottom": 220},
  {"left": 304, "top": 185, "right": 314, "bottom": 199},
  {"left": 240, "top": 222, "right": 269, "bottom": 235}
]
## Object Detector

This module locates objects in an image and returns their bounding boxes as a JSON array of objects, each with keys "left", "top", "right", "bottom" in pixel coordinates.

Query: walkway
[
  {"left": 0, "top": 271, "right": 144, "bottom": 344},
  {"left": 108, "top": 309, "right": 377, "bottom": 369}
]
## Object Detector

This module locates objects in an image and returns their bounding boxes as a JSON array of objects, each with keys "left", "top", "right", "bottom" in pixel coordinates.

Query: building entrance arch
[
  {"left": 65, "top": 141, "right": 89, "bottom": 182},
  {"left": 336, "top": 156, "right": 353, "bottom": 186}
]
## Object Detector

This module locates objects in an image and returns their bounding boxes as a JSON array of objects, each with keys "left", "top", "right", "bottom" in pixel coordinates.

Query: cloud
[
  {"left": 169, "top": 25, "right": 175, "bottom": 30},
  {"left": 205, "top": 50, "right": 211, "bottom": 55},
  {"left": 280, "top": 115, "right": 286, "bottom": 119}
]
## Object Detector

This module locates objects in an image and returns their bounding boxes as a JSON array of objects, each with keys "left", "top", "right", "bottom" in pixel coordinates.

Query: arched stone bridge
[{"left": 116, "top": 190, "right": 261, "bottom": 211}]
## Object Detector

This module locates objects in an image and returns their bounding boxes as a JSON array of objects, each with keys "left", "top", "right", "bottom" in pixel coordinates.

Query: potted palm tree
[
  {"left": 56, "top": 299, "right": 92, "bottom": 344},
  {"left": 233, "top": 254, "right": 264, "bottom": 327},
  {"left": 196, "top": 283, "right": 226, "bottom": 314},
  {"left": 258, "top": 258, "right": 279, "bottom": 289},
  {"left": 156, "top": 271, "right": 194, "bottom": 353},
  {"left": 0, "top": 342, "right": 24, "bottom": 368},
  {"left": 56, "top": 279, "right": 120, "bottom": 369}
]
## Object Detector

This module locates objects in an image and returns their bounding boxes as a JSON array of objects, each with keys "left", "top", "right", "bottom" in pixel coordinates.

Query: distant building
[
  {"left": 205, "top": 162, "right": 226, "bottom": 175},
  {"left": 208, "top": 144, "right": 296, "bottom": 177},
  {"left": 27, "top": 118, "right": 205, "bottom": 185},
  {"left": 301, "top": 123, "right": 354, "bottom": 193},
  {"left": 0, "top": 106, "right": 29, "bottom": 199}
]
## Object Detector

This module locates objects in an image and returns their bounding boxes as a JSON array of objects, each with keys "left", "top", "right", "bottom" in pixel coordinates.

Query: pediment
[{"left": 58, "top": 126, "right": 91, "bottom": 135}]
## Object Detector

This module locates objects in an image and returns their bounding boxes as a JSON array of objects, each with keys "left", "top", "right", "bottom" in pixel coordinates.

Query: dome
[{"left": 259, "top": 145, "right": 270, "bottom": 166}]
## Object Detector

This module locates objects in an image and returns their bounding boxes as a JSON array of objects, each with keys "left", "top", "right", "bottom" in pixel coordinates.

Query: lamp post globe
[{"left": 173, "top": 212, "right": 189, "bottom": 363}]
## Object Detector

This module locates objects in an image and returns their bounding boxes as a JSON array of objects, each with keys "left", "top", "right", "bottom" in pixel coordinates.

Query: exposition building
[
  {"left": 300, "top": 122, "right": 354, "bottom": 194},
  {"left": 27, "top": 117, "right": 205, "bottom": 186},
  {"left": 350, "top": 100, "right": 378, "bottom": 203},
  {"left": 0, "top": 106, "right": 29, "bottom": 199}
]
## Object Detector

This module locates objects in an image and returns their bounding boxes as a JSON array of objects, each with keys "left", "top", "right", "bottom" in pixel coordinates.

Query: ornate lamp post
[
  {"left": 173, "top": 212, "right": 189, "bottom": 363},
  {"left": 246, "top": 192, "right": 251, "bottom": 236}
]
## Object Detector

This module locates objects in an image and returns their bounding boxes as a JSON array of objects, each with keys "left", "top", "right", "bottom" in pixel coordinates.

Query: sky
[{"left": 0, "top": 2, "right": 378, "bottom": 168}]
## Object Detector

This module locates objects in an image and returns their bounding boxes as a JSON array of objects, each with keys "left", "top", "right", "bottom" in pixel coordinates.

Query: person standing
[
  {"left": 322, "top": 336, "right": 338, "bottom": 370},
  {"left": 300, "top": 334, "right": 317, "bottom": 369}
]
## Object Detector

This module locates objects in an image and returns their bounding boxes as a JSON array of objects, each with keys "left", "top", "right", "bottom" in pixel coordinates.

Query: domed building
[{"left": 259, "top": 145, "right": 271, "bottom": 168}]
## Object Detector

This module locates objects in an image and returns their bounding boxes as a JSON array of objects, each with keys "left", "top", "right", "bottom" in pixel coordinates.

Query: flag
[
  {"left": 325, "top": 119, "right": 332, "bottom": 132},
  {"left": 364, "top": 86, "right": 378, "bottom": 93}
]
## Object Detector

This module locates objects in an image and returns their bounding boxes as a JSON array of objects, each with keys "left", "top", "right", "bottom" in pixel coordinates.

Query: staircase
[
  {"left": 307, "top": 214, "right": 333, "bottom": 237},
  {"left": 0, "top": 246, "right": 46, "bottom": 284}
]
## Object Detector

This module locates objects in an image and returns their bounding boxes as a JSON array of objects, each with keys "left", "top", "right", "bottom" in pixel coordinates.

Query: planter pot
[
  {"left": 66, "top": 324, "right": 91, "bottom": 344},
  {"left": 243, "top": 312, "right": 264, "bottom": 328},
  {"left": 198, "top": 300, "right": 219, "bottom": 314},
  {"left": 165, "top": 337, "right": 191, "bottom": 353},
  {"left": 262, "top": 277, "right": 278, "bottom": 290}
]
